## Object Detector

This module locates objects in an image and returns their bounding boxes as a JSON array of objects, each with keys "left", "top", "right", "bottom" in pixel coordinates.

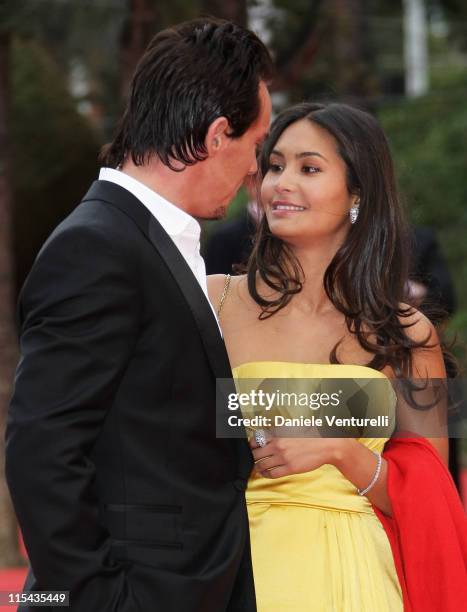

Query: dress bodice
[{"left": 232, "top": 361, "right": 396, "bottom": 515}]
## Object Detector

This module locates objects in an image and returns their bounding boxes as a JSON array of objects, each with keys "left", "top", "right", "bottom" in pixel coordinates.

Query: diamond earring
[{"left": 349, "top": 201, "right": 359, "bottom": 224}]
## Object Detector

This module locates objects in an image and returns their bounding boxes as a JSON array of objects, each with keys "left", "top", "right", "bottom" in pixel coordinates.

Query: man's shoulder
[
  {"left": 57, "top": 181, "right": 143, "bottom": 236},
  {"left": 38, "top": 185, "right": 143, "bottom": 265},
  {"left": 207, "top": 273, "right": 246, "bottom": 311}
]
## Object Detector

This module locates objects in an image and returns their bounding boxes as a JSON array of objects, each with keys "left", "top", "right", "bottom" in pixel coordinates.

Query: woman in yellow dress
[{"left": 208, "top": 103, "right": 452, "bottom": 611}]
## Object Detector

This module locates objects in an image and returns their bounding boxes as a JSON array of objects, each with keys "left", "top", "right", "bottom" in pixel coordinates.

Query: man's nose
[{"left": 247, "top": 155, "right": 258, "bottom": 176}]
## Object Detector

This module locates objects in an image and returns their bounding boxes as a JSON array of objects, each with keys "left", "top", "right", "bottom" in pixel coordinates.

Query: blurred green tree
[
  {"left": 269, "top": 0, "right": 379, "bottom": 101},
  {"left": 10, "top": 37, "right": 100, "bottom": 291},
  {"left": 379, "top": 89, "right": 467, "bottom": 362}
]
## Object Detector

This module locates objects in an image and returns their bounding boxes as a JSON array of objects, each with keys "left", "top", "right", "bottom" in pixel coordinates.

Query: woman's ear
[{"left": 351, "top": 188, "right": 361, "bottom": 207}]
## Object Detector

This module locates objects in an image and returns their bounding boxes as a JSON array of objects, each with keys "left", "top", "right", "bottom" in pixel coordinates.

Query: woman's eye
[
  {"left": 302, "top": 165, "right": 320, "bottom": 174},
  {"left": 268, "top": 163, "right": 283, "bottom": 173}
]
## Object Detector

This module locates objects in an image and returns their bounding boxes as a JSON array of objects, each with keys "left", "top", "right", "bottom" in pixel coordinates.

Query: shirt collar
[{"left": 98, "top": 167, "right": 201, "bottom": 240}]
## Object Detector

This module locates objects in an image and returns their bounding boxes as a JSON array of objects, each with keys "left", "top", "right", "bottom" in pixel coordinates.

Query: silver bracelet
[{"left": 357, "top": 451, "right": 382, "bottom": 496}]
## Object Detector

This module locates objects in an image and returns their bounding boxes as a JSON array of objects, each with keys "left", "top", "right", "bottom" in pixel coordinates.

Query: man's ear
[{"left": 206, "top": 117, "right": 230, "bottom": 156}]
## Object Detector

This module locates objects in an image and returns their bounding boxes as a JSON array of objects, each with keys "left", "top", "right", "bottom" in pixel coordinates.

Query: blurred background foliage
[
  {"left": 380, "top": 90, "right": 467, "bottom": 357},
  {"left": 10, "top": 38, "right": 99, "bottom": 287}
]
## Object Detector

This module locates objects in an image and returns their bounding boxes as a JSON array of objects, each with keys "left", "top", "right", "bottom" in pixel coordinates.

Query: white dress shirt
[{"left": 98, "top": 167, "right": 220, "bottom": 332}]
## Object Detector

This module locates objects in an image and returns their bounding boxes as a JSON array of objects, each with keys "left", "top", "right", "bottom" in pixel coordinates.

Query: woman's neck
[{"left": 288, "top": 236, "right": 344, "bottom": 316}]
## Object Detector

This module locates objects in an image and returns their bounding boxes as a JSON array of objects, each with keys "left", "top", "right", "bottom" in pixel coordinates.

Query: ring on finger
[
  {"left": 254, "top": 429, "right": 268, "bottom": 448},
  {"left": 254, "top": 454, "right": 273, "bottom": 465}
]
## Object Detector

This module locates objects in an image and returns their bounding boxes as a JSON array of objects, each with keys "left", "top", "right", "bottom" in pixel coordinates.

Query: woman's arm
[{"left": 394, "top": 306, "right": 449, "bottom": 464}]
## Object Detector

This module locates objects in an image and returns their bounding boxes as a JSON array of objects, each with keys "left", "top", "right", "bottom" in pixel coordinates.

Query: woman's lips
[{"left": 270, "top": 201, "right": 307, "bottom": 215}]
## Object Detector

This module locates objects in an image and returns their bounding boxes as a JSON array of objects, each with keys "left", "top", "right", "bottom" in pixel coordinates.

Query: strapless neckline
[{"left": 232, "top": 361, "right": 391, "bottom": 381}]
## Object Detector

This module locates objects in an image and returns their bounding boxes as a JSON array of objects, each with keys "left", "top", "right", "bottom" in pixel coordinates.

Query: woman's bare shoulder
[
  {"left": 206, "top": 274, "right": 228, "bottom": 306},
  {"left": 207, "top": 273, "right": 247, "bottom": 311}
]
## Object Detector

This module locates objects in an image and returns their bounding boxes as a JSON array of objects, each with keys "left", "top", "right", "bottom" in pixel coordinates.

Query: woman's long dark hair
[{"left": 248, "top": 102, "right": 432, "bottom": 378}]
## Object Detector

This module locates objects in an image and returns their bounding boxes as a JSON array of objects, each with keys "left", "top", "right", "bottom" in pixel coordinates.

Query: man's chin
[{"left": 197, "top": 206, "right": 227, "bottom": 221}]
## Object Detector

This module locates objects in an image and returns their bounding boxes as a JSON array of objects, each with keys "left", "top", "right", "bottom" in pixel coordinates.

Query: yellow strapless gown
[{"left": 232, "top": 362, "right": 403, "bottom": 612}]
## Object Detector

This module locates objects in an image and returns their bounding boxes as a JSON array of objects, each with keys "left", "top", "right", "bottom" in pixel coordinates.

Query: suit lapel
[{"left": 146, "top": 216, "right": 232, "bottom": 381}]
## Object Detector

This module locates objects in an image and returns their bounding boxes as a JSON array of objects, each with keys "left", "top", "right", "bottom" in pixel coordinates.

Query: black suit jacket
[
  {"left": 203, "top": 209, "right": 255, "bottom": 276},
  {"left": 410, "top": 225, "right": 456, "bottom": 317},
  {"left": 5, "top": 180, "right": 256, "bottom": 611}
]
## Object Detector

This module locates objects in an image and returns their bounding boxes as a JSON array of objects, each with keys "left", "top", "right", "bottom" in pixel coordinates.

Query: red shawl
[{"left": 375, "top": 436, "right": 467, "bottom": 611}]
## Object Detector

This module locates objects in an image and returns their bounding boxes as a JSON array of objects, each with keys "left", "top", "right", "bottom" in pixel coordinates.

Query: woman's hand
[
  {"left": 250, "top": 434, "right": 393, "bottom": 515},
  {"left": 250, "top": 435, "right": 351, "bottom": 478}
]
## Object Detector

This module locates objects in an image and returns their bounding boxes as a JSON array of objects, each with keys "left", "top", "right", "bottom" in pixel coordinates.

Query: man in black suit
[{"left": 5, "top": 18, "right": 272, "bottom": 611}]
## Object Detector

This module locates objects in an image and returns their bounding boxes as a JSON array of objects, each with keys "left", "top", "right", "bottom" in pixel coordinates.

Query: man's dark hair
[{"left": 100, "top": 18, "right": 273, "bottom": 170}]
